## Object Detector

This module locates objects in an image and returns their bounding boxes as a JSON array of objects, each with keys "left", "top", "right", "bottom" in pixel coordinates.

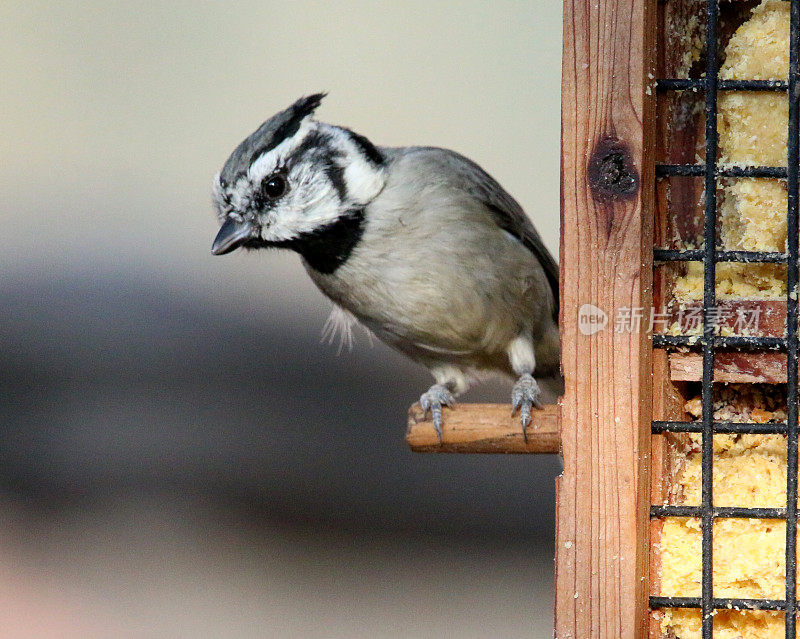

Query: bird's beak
[{"left": 212, "top": 218, "right": 256, "bottom": 255}]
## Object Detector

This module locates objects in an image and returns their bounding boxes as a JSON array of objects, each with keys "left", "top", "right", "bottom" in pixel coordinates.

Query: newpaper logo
[{"left": 578, "top": 304, "right": 608, "bottom": 336}]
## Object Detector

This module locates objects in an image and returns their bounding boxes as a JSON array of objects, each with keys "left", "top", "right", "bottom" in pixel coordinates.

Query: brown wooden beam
[
  {"left": 557, "top": 0, "right": 655, "bottom": 634},
  {"left": 670, "top": 352, "right": 787, "bottom": 383},
  {"left": 406, "top": 403, "right": 560, "bottom": 454}
]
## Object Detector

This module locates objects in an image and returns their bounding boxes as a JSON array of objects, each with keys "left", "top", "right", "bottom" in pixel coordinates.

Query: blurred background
[{"left": 0, "top": 1, "right": 562, "bottom": 637}]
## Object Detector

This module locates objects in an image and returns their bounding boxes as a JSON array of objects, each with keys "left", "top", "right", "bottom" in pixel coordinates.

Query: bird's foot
[
  {"left": 419, "top": 384, "right": 455, "bottom": 442},
  {"left": 511, "top": 373, "right": 542, "bottom": 443}
]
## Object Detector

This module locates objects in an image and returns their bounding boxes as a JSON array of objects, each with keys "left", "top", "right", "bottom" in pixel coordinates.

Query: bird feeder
[{"left": 407, "top": 0, "right": 800, "bottom": 637}]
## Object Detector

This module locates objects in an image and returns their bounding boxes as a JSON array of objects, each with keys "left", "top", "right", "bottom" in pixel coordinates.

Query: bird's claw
[
  {"left": 511, "top": 373, "right": 542, "bottom": 443},
  {"left": 420, "top": 384, "right": 455, "bottom": 443}
]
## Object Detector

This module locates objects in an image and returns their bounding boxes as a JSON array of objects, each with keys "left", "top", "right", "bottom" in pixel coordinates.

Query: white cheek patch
[
  {"left": 260, "top": 164, "right": 342, "bottom": 243},
  {"left": 321, "top": 124, "right": 386, "bottom": 205},
  {"left": 343, "top": 156, "right": 386, "bottom": 204}
]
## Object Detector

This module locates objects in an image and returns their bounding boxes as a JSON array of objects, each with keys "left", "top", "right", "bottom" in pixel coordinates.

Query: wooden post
[{"left": 556, "top": 0, "right": 656, "bottom": 637}]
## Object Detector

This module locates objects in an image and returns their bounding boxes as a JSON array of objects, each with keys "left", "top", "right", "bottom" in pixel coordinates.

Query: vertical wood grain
[
  {"left": 556, "top": 0, "right": 656, "bottom": 636},
  {"left": 648, "top": 2, "right": 707, "bottom": 634}
]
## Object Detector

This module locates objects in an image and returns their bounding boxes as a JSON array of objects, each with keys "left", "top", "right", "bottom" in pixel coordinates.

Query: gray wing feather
[{"left": 420, "top": 148, "right": 560, "bottom": 321}]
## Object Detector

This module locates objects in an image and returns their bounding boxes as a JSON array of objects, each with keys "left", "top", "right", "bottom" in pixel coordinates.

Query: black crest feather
[{"left": 219, "top": 93, "right": 327, "bottom": 184}]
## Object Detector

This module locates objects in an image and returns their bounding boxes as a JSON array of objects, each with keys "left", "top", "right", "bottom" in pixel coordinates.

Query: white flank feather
[{"left": 321, "top": 305, "right": 375, "bottom": 354}]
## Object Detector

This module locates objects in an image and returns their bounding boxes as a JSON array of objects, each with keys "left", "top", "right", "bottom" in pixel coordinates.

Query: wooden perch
[{"left": 406, "top": 403, "right": 560, "bottom": 454}]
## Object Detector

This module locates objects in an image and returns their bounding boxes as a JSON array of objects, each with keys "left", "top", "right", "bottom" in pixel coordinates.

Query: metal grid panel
[{"left": 651, "top": 0, "right": 800, "bottom": 636}]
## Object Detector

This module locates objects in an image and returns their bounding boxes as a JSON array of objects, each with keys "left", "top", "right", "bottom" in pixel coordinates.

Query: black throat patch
[{"left": 279, "top": 207, "right": 365, "bottom": 275}]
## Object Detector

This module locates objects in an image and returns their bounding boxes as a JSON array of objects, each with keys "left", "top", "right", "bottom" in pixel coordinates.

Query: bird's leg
[
  {"left": 419, "top": 367, "right": 466, "bottom": 443},
  {"left": 511, "top": 373, "right": 542, "bottom": 443},
  {"left": 507, "top": 335, "right": 541, "bottom": 442},
  {"left": 419, "top": 384, "right": 455, "bottom": 443}
]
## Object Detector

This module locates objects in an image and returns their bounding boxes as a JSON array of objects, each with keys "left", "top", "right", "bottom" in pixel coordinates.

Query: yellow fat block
[
  {"left": 673, "top": 0, "right": 789, "bottom": 302},
  {"left": 678, "top": 435, "right": 788, "bottom": 509},
  {"left": 719, "top": 1, "right": 789, "bottom": 83},
  {"left": 660, "top": 609, "right": 786, "bottom": 639},
  {"left": 663, "top": 7, "right": 792, "bottom": 635},
  {"left": 672, "top": 261, "right": 787, "bottom": 301},
  {"left": 720, "top": 180, "right": 787, "bottom": 253},
  {"left": 660, "top": 435, "right": 793, "bottom": 638},
  {"left": 718, "top": 94, "right": 787, "bottom": 168},
  {"left": 661, "top": 517, "right": 786, "bottom": 599},
  {"left": 660, "top": 388, "right": 793, "bottom": 638}
]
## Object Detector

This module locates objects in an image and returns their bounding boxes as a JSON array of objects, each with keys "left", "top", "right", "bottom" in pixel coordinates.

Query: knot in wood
[{"left": 587, "top": 138, "right": 639, "bottom": 203}]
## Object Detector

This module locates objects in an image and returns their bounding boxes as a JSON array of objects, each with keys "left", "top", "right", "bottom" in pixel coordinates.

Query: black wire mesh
[{"left": 651, "top": 0, "right": 800, "bottom": 636}]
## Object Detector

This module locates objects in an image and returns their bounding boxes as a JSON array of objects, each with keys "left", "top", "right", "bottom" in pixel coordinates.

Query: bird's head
[{"left": 211, "top": 94, "right": 386, "bottom": 262}]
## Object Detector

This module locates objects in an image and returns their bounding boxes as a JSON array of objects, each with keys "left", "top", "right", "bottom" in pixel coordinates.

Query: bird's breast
[{"left": 305, "top": 216, "right": 548, "bottom": 362}]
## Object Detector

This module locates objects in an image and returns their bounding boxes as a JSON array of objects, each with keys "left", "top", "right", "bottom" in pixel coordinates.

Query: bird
[{"left": 211, "top": 94, "right": 560, "bottom": 441}]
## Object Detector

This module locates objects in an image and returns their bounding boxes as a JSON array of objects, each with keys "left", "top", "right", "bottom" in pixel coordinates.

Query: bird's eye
[{"left": 261, "top": 173, "right": 288, "bottom": 200}]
